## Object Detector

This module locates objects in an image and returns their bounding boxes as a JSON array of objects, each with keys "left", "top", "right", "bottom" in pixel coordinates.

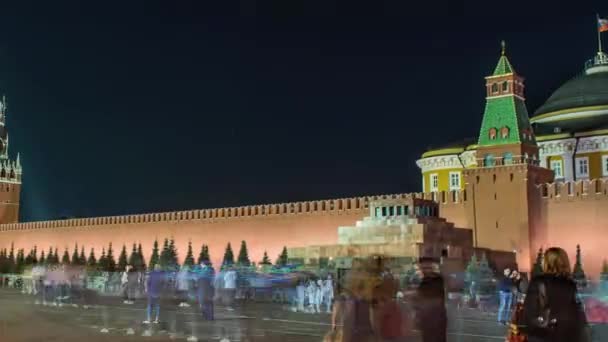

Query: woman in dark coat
[{"left": 520, "top": 247, "right": 588, "bottom": 342}]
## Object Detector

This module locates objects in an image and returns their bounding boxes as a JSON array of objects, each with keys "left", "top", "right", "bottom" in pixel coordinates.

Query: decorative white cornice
[
  {"left": 577, "top": 135, "right": 608, "bottom": 154},
  {"left": 538, "top": 138, "right": 577, "bottom": 157},
  {"left": 416, "top": 155, "right": 464, "bottom": 173},
  {"left": 459, "top": 150, "right": 478, "bottom": 168}
]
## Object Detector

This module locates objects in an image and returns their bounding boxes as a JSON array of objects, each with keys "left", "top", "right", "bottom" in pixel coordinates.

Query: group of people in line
[{"left": 294, "top": 277, "right": 334, "bottom": 313}]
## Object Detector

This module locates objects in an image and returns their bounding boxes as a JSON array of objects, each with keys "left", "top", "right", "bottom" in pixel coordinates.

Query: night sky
[{"left": 0, "top": 2, "right": 606, "bottom": 221}]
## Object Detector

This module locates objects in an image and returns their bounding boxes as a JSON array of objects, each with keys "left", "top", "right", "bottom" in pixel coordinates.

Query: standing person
[
  {"left": 323, "top": 275, "right": 334, "bottom": 314},
  {"left": 498, "top": 268, "right": 513, "bottom": 325},
  {"left": 126, "top": 265, "right": 138, "bottom": 304},
  {"left": 315, "top": 279, "right": 325, "bottom": 314},
  {"left": 521, "top": 247, "right": 590, "bottom": 342},
  {"left": 223, "top": 267, "right": 237, "bottom": 311},
  {"left": 307, "top": 280, "right": 317, "bottom": 313},
  {"left": 121, "top": 265, "right": 130, "bottom": 304},
  {"left": 144, "top": 264, "right": 164, "bottom": 324},
  {"left": 296, "top": 279, "right": 306, "bottom": 312},
  {"left": 176, "top": 265, "right": 191, "bottom": 307},
  {"left": 196, "top": 261, "right": 215, "bottom": 320},
  {"left": 414, "top": 257, "right": 446, "bottom": 342}
]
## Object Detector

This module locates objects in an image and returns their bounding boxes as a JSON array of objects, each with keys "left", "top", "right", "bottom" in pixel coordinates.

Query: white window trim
[
  {"left": 449, "top": 171, "right": 461, "bottom": 190},
  {"left": 603, "top": 155, "right": 608, "bottom": 177},
  {"left": 575, "top": 157, "right": 590, "bottom": 179},
  {"left": 550, "top": 160, "right": 564, "bottom": 179},
  {"left": 430, "top": 173, "right": 439, "bottom": 192}
]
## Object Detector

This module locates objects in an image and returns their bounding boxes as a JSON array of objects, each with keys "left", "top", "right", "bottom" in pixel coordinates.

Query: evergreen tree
[
  {"left": 197, "top": 245, "right": 211, "bottom": 265},
  {"left": 46, "top": 247, "right": 53, "bottom": 265},
  {"left": 573, "top": 244, "right": 587, "bottom": 288},
  {"left": 24, "top": 248, "right": 33, "bottom": 266},
  {"left": 261, "top": 251, "right": 272, "bottom": 265},
  {"left": 477, "top": 253, "right": 495, "bottom": 295},
  {"left": 87, "top": 248, "right": 97, "bottom": 268},
  {"left": 149, "top": 239, "right": 160, "bottom": 269},
  {"left": 532, "top": 248, "right": 544, "bottom": 278},
  {"left": 0, "top": 249, "right": 6, "bottom": 274},
  {"left": 61, "top": 248, "right": 70, "bottom": 264},
  {"left": 184, "top": 241, "right": 195, "bottom": 267},
  {"left": 117, "top": 245, "right": 128, "bottom": 272},
  {"left": 276, "top": 246, "right": 288, "bottom": 266},
  {"left": 602, "top": 259, "right": 608, "bottom": 281},
  {"left": 32, "top": 246, "right": 38, "bottom": 264},
  {"left": 159, "top": 238, "right": 170, "bottom": 269},
  {"left": 222, "top": 243, "right": 234, "bottom": 266},
  {"left": 106, "top": 243, "right": 116, "bottom": 272},
  {"left": 39, "top": 250, "right": 46, "bottom": 265},
  {"left": 237, "top": 240, "right": 250, "bottom": 266},
  {"left": 7, "top": 243, "right": 15, "bottom": 272},
  {"left": 137, "top": 243, "right": 146, "bottom": 270},
  {"left": 168, "top": 238, "right": 179, "bottom": 270},
  {"left": 53, "top": 248, "right": 59, "bottom": 264},
  {"left": 15, "top": 249, "right": 25, "bottom": 273},
  {"left": 128, "top": 243, "right": 137, "bottom": 267},
  {"left": 79, "top": 246, "right": 86, "bottom": 265},
  {"left": 464, "top": 253, "right": 479, "bottom": 289},
  {"left": 98, "top": 247, "right": 108, "bottom": 271},
  {"left": 71, "top": 244, "right": 79, "bottom": 265}
]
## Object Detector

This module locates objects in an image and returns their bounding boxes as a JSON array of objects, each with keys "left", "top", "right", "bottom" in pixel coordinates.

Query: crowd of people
[{"left": 5, "top": 247, "right": 597, "bottom": 341}]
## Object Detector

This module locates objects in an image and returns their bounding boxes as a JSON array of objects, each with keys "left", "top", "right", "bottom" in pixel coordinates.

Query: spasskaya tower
[{"left": 0, "top": 96, "right": 22, "bottom": 223}]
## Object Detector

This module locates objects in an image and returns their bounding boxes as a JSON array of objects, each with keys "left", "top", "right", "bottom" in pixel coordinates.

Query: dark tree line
[{"left": 0, "top": 239, "right": 290, "bottom": 274}]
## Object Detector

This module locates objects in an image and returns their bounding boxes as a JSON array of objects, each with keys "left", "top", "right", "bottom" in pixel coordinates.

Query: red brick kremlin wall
[
  {"left": 0, "top": 194, "right": 412, "bottom": 268},
  {"left": 431, "top": 179, "right": 608, "bottom": 280}
]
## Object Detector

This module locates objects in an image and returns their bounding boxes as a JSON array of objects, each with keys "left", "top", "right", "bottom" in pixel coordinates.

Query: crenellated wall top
[
  {"left": 537, "top": 179, "right": 608, "bottom": 200},
  {"left": 0, "top": 193, "right": 424, "bottom": 232}
]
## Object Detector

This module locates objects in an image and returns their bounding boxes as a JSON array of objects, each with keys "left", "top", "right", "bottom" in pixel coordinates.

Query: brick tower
[
  {"left": 464, "top": 42, "right": 552, "bottom": 271},
  {"left": 0, "top": 96, "right": 22, "bottom": 223}
]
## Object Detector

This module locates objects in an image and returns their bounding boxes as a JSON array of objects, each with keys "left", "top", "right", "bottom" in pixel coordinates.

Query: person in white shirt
[
  {"left": 121, "top": 265, "right": 130, "bottom": 304},
  {"left": 315, "top": 279, "right": 324, "bottom": 314},
  {"left": 296, "top": 280, "right": 306, "bottom": 312},
  {"left": 176, "top": 265, "right": 191, "bottom": 307},
  {"left": 223, "top": 268, "right": 237, "bottom": 311},
  {"left": 323, "top": 275, "right": 334, "bottom": 313},
  {"left": 306, "top": 280, "right": 316, "bottom": 313}
]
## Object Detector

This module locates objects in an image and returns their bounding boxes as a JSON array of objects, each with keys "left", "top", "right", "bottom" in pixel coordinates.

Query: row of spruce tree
[{"left": 0, "top": 238, "right": 290, "bottom": 274}]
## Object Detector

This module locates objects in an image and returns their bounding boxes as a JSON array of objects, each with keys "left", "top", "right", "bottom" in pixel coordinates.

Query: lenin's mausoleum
[{"left": 1, "top": 43, "right": 608, "bottom": 277}]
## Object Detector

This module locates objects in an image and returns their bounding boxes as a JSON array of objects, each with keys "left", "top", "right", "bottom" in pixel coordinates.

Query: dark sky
[{"left": 0, "top": 1, "right": 606, "bottom": 221}]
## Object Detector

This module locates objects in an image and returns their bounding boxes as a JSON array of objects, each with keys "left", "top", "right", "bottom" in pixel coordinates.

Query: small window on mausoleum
[{"left": 500, "top": 126, "right": 509, "bottom": 139}]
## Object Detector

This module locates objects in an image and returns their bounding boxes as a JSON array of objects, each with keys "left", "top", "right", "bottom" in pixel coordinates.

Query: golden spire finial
[{"left": 501, "top": 40, "right": 506, "bottom": 56}]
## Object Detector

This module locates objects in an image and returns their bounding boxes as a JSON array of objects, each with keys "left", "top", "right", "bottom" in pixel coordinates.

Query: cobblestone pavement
[{"left": 2, "top": 289, "right": 605, "bottom": 341}]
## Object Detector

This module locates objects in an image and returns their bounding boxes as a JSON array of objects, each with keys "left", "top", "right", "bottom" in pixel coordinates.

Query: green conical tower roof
[
  {"left": 492, "top": 42, "right": 514, "bottom": 75},
  {"left": 477, "top": 42, "right": 535, "bottom": 147}
]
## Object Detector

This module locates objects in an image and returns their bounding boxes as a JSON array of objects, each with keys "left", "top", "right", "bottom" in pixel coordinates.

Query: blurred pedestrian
[
  {"left": 521, "top": 247, "right": 590, "bottom": 342},
  {"left": 223, "top": 267, "right": 237, "bottom": 311},
  {"left": 144, "top": 264, "right": 164, "bottom": 324},
  {"left": 498, "top": 268, "right": 513, "bottom": 325},
  {"left": 197, "top": 261, "right": 215, "bottom": 320},
  {"left": 414, "top": 257, "right": 446, "bottom": 342}
]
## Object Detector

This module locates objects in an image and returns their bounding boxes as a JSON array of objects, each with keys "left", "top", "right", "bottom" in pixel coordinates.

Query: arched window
[
  {"left": 503, "top": 152, "right": 513, "bottom": 165},
  {"left": 484, "top": 154, "right": 495, "bottom": 167},
  {"left": 502, "top": 81, "right": 509, "bottom": 92},
  {"left": 491, "top": 83, "right": 498, "bottom": 93},
  {"left": 500, "top": 126, "right": 510, "bottom": 139},
  {"left": 489, "top": 127, "right": 497, "bottom": 140}
]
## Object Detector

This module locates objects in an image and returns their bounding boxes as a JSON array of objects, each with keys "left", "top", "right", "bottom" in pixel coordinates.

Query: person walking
[
  {"left": 414, "top": 256, "right": 446, "bottom": 342},
  {"left": 315, "top": 279, "right": 325, "bottom": 314},
  {"left": 296, "top": 279, "right": 306, "bottom": 312},
  {"left": 323, "top": 275, "right": 334, "bottom": 314},
  {"left": 196, "top": 261, "right": 215, "bottom": 320},
  {"left": 176, "top": 265, "right": 191, "bottom": 307},
  {"left": 223, "top": 267, "right": 237, "bottom": 311},
  {"left": 307, "top": 280, "right": 317, "bottom": 313},
  {"left": 498, "top": 268, "right": 513, "bottom": 325},
  {"left": 144, "top": 264, "right": 164, "bottom": 324},
  {"left": 121, "top": 265, "right": 130, "bottom": 304},
  {"left": 520, "top": 247, "right": 590, "bottom": 342},
  {"left": 126, "top": 265, "right": 138, "bottom": 304}
]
